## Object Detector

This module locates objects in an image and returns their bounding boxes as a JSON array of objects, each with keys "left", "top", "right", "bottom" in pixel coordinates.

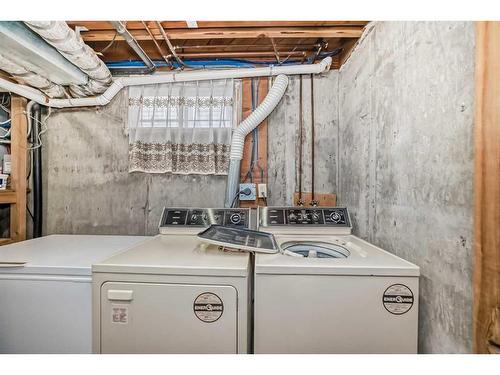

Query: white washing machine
[
  {"left": 254, "top": 206, "right": 420, "bottom": 354},
  {"left": 92, "top": 207, "right": 254, "bottom": 354}
]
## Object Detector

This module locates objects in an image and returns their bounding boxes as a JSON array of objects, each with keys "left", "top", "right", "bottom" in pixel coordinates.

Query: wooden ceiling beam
[
  {"left": 174, "top": 43, "right": 320, "bottom": 50},
  {"left": 79, "top": 26, "right": 365, "bottom": 42},
  {"left": 177, "top": 51, "right": 308, "bottom": 58},
  {"left": 67, "top": 21, "right": 369, "bottom": 31}
]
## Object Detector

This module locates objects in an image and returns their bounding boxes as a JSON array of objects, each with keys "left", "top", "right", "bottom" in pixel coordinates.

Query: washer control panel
[
  {"left": 159, "top": 207, "right": 251, "bottom": 232},
  {"left": 260, "top": 207, "right": 350, "bottom": 227}
]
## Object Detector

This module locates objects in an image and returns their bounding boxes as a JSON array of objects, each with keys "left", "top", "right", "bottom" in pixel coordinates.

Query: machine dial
[
  {"left": 330, "top": 211, "right": 342, "bottom": 223},
  {"left": 229, "top": 213, "right": 242, "bottom": 225}
]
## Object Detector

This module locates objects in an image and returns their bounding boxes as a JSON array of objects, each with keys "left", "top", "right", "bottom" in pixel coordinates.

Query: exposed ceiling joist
[
  {"left": 67, "top": 21, "right": 369, "bottom": 30},
  {"left": 78, "top": 26, "right": 365, "bottom": 42}
]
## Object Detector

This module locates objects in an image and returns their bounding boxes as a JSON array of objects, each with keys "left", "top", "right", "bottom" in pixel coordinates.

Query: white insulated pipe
[
  {"left": 24, "top": 21, "right": 113, "bottom": 97},
  {"left": 0, "top": 53, "right": 66, "bottom": 98},
  {"left": 0, "top": 57, "right": 332, "bottom": 108}
]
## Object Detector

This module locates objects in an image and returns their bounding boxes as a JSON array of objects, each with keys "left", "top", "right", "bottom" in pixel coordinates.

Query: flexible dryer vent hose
[{"left": 224, "top": 74, "right": 289, "bottom": 207}]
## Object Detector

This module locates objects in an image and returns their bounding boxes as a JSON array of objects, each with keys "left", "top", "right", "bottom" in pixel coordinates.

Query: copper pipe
[
  {"left": 310, "top": 73, "right": 317, "bottom": 206},
  {"left": 155, "top": 21, "right": 186, "bottom": 67},
  {"left": 142, "top": 21, "right": 171, "bottom": 67},
  {"left": 298, "top": 74, "right": 304, "bottom": 205},
  {"left": 270, "top": 37, "right": 281, "bottom": 64}
]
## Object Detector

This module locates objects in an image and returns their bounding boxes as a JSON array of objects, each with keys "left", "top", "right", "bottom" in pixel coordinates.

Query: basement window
[{"left": 127, "top": 79, "right": 241, "bottom": 175}]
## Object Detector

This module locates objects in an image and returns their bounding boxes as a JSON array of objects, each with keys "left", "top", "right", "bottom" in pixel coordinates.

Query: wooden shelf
[
  {"left": 0, "top": 189, "right": 17, "bottom": 204},
  {"left": 0, "top": 95, "right": 27, "bottom": 246},
  {"left": 0, "top": 238, "right": 14, "bottom": 246}
]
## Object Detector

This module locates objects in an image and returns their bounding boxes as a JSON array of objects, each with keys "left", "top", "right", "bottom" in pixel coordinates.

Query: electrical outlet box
[
  {"left": 258, "top": 184, "right": 268, "bottom": 198},
  {"left": 239, "top": 183, "right": 256, "bottom": 201}
]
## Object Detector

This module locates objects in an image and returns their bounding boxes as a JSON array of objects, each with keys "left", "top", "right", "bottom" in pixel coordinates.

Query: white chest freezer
[{"left": 0, "top": 234, "right": 148, "bottom": 353}]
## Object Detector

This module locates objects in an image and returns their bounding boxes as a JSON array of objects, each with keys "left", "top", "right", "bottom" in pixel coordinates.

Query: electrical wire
[
  {"left": 0, "top": 94, "right": 10, "bottom": 114},
  {"left": 30, "top": 107, "right": 51, "bottom": 150},
  {"left": 9, "top": 106, "right": 53, "bottom": 150},
  {"left": 26, "top": 204, "right": 34, "bottom": 221},
  {"left": 97, "top": 31, "right": 118, "bottom": 55}
]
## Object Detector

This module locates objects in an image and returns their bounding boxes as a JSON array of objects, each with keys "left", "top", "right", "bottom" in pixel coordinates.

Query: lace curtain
[{"left": 127, "top": 79, "right": 237, "bottom": 175}]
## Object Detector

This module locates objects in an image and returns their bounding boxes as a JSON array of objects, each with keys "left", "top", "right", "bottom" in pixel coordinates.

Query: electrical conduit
[{"left": 224, "top": 74, "right": 289, "bottom": 207}]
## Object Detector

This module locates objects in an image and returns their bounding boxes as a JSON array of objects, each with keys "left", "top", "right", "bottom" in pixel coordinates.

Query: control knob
[
  {"left": 229, "top": 213, "right": 242, "bottom": 225},
  {"left": 330, "top": 211, "right": 342, "bottom": 223}
]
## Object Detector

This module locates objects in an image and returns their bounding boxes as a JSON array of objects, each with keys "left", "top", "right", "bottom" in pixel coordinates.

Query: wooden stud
[
  {"left": 339, "top": 38, "right": 360, "bottom": 67},
  {"left": 177, "top": 51, "right": 307, "bottom": 59},
  {"left": 239, "top": 77, "right": 269, "bottom": 208},
  {"left": 473, "top": 21, "right": 500, "bottom": 354},
  {"left": 9, "top": 95, "right": 27, "bottom": 242}
]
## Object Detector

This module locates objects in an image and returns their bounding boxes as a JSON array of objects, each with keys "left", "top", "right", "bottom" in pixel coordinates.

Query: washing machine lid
[
  {"left": 255, "top": 235, "right": 420, "bottom": 277},
  {"left": 197, "top": 225, "right": 279, "bottom": 254}
]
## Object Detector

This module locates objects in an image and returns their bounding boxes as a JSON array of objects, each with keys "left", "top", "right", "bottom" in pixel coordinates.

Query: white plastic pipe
[
  {"left": 224, "top": 74, "right": 289, "bottom": 207},
  {"left": 0, "top": 57, "right": 332, "bottom": 108},
  {"left": 230, "top": 74, "right": 288, "bottom": 160}
]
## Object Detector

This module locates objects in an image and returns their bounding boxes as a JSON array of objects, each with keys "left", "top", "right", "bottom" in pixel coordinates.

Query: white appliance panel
[
  {"left": 254, "top": 274, "right": 419, "bottom": 354},
  {"left": 0, "top": 275, "right": 91, "bottom": 353},
  {"left": 100, "top": 282, "right": 238, "bottom": 353}
]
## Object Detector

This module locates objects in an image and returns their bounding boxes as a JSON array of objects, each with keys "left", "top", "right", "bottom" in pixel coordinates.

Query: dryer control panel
[
  {"left": 259, "top": 207, "right": 351, "bottom": 229},
  {"left": 159, "top": 207, "right": 252, "bottom": 234}
]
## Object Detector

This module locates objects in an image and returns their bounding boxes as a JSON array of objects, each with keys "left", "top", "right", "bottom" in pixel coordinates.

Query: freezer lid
[
  {"left": 0, "top": 235, "right": 149, "bottom": 276},
  {"left": 197, "top": 225, "right": 279, "bottom": 254}
]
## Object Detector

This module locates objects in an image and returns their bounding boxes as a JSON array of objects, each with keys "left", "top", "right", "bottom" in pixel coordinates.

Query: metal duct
[
  {"left": 0, "top": 53, "right": 66, "bottom": 98},
  {"left": 111, "top": 21, "right": 155, "bottom": 73},
  {"left": 24, "top": 21, "right": 112, "bottom": 97}
]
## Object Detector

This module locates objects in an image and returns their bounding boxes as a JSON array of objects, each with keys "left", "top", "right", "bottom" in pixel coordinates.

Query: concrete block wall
[{"left": 338, "top": 21, "right": 476, "bottom": 353}]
